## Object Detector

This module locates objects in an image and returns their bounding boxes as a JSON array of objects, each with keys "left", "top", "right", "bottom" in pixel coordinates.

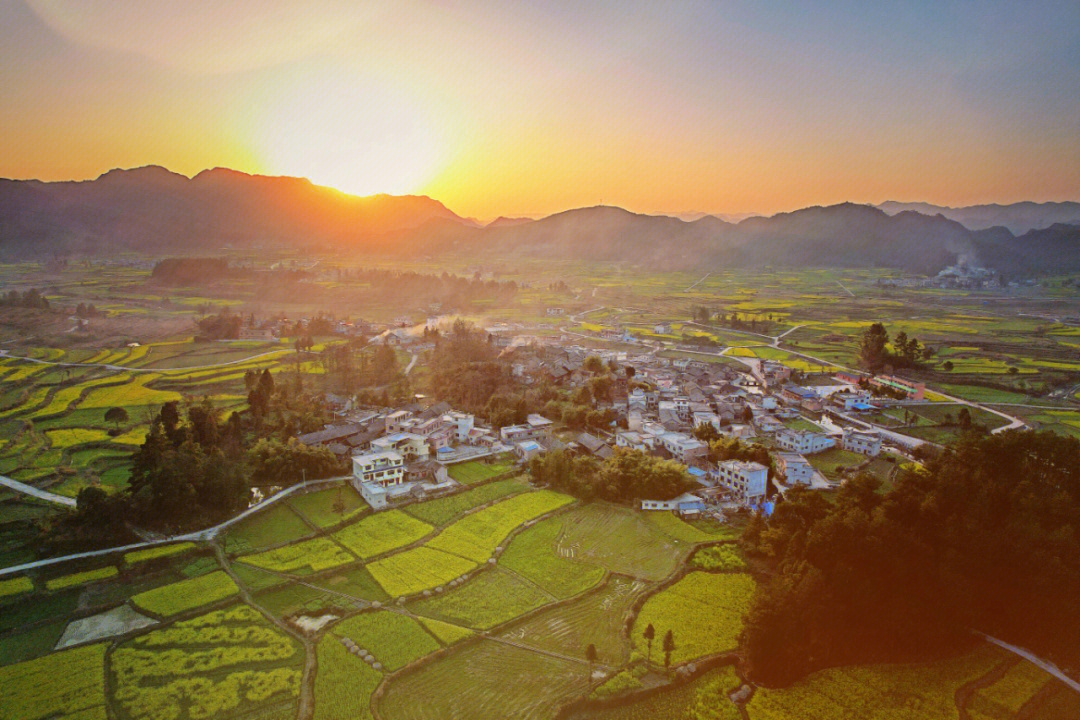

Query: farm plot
[
  {"left": 111, "top": 604, "right": 304, "bottom": 720},
  {"left": 330, "top": 610, "right": 441, "bottom": 671},
  {"left": 45, "top": 565, "right": 118, "bottom": 591},
  {"left": 426, "top": 489, "right": 574, "bottom": 563},
  {"left": 332, "top": 510, "right": 433, "bottom": 559},
  {"left": 499, "top": 515, "right": 605, "bottom": 599},
  {"left": 305, "top": 564, "right": 391, "bottom": 603},
  {"left": 124, "top": 541, "right": 195, "bottom": 565},
  {"left": 690, "top": 544, "right": 747, "bottom": 571},
  {"left": 967, "top": 659, "right": 1056, "bottom": 720},
  {"left": 746, "top": 643, "right": 1007, "bottom": 720},
  {"left": 418, "top": 616, "right": 474, "bottom": 646},
  {"left": 377, "top": 638, "right": 591, "bottom": 720},
  {"left": 556, "top": 504, "right": 696, "bottom": 581},
  {"left": 0, "top": 574, "right": 34, "bottom": 599},
  {"left": 405, "top": 476, "right": 531, "bottom": 527},
  {"left": 79, "top": 373, "right": 181, "bottom": 409},
  {"left": 645, "top": 511, "right": 730, "bottom": 543},
  {"left": 314, "top": 633, "right": 383, "bottom": 720},
  {"left": 239, "top": 536, "right": 355, "bottom": 575},
  {"left": 572, "top": 665, "right": 741, "bottom": 720},
  {"left": 255, "top": 582, "right": 356, "bottom": 620},
  {"left": 446, "top": 455, "right": 517, "bottom": 484},
  {"left": 410, "top": 567, "right": 551, "bottom": 630},
  {"left": 288, "top": 485, "right": 366, "bottom": 528},
  {"left": 366, "top": 546, "right": 478, "bottom": 598},
  {"left": 0, "top": 642, "right": 108, "bottom": 720},
  {"left": 223, "top": 503, "right": 313, "bottom": 553},
  {"left": 499, "top": 575, "right": 646, "bottom": 666},
  {"left": 130, "top": 570, "right": 239, "bottom": 617},
  {"left": 632, "top": 572, "right": 755, "bottom": 665}
]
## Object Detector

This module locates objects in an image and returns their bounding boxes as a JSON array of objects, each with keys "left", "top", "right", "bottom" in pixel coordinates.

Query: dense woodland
[
  {"left": 36, "top": 370, "right": 344, "bottom": 554},
  {"left": 529, "top": 447, "right": 692, "bottom": 503},
  {"left": 739, "top": 430, "right": 1080, "bottom": 687}
]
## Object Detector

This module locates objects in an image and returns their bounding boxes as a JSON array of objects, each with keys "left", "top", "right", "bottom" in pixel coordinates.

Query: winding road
[{"left": 0, "top": 475, "right": 76, "bottom": 507}]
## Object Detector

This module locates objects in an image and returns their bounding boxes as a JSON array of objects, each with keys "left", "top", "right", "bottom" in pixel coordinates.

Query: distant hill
[
  {"left": 2, "top": 166, "right": 1079, "bottom": 276},
  {"left": 878, "top": 200, "right": 1080, "bottom": 234},
  {"left": 0, "top": 166, "right": 468, "bottom": 257}
]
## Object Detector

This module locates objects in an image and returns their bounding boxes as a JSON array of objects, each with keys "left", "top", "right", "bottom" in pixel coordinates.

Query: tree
[
  {"left": 624, "top": 365, "right": 636, "bottom": 380},
  {"left": 104, "top": 406, "right": 129, "bottom": 430},
  {"left": 643, "top": 623, "right": 656, "bottom": 664},
  {"left": 957, "top": 407, "right": 972, "bottom": 429},
  {"left": 858, "top": 323, "right": 889, "bottom": 372},
  {"left": 662, "top": 630, "right": 676, "bottom": 669},
  {"left": 942, "top": 360, "right": 954, "bottom": 372},
  {"left": 332, "top": 488, "right": 346, "bottom": 518},
  {"left": 583, "top": 355, "right": 604, "bottom": 374},
  {"left": 585, "top": 643, "right": 598, "bottom": 677}
]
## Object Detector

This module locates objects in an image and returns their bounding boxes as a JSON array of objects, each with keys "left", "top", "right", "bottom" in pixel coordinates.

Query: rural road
[
  {"left": 0, "top": 476, "right": 347, "bottom": 577},
  {"left": 404, "top": 352, "right": 418, "bottom": 375},
  {"left": 0, "top": 475, "right": 77, "bottom": 507}
]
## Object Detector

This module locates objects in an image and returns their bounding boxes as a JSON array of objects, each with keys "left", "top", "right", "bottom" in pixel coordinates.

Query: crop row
[
  {"left": 240, "top": 536, "right": 354, "bottom": 575},
  {"left": 0, "top": 642, "right": 108, "bottom": 720},
  {"left": 332, "top": 510, "right": 432, "bottom": 559},
  {"left": 130, "top": 570, "right": 239, "bottom": 616},
  {"left": 366, "top": 546, "right": 477, "bottom": 598}
]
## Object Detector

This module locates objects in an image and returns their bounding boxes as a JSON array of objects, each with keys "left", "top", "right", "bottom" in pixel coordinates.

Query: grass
[
  {"left": 690, "top": 544, "right": 747, "bottom": 571},
  {"left": 968, "top": 660, "right": 1055, "bottom": 720},
  {"left": 130, "top": 570, "right": 239, "bottom": 616},
  {"left": 0, "top": 642, "right": 108, "bottom": 720},
  {"left": 0, "top": 575, "right": 34, "bottom": 599},
  {"left": 288, "top": 485, "right": 366, "bottom": 528},
  {"left": 808, "top": 447, "right": 868, "bottom": 480},
  {"left": 410, "top": 567, "right": 552, "bottom": 630},
  {"left": 500, "top": 575, "right": 645, "bottom": 666},
  {"left": 745, "top": 643, "right": 1006, "bottom": 720},
  {"left": 255, "top": 582, "right": 357, "bottom": 619},
  {"left": 332, "top": 510, "right": 433, "bottom": 559},
  {"left": 426, "top": 489, "right": 574, "bottom": 563},
  {"left": 377, "top": 638, "right": 591, "bottom": 720},
  {"left": 577, "top": 665, "right": 741, "bottom": 719},
  {"left": 240, "top": 536, "right": 355, "bottom": 575},
  {"left": 633, "top": 572, "right": 756, "bottom": 665},
  {"left": 644, "top": 511, "right": 730, "bottom": 543},
  {"left": 314, "top": 634, "right": 382, "bottom": 720},
  {"left": 44, "top": 427, "right": 112, "bottom": 448},
  {"left": 556, "top": 504, "right": 697, "bottom": 581},
  {"left": 331, "top": 610, "right": 441, "bottom": 671},
  {"left": 123, "top": 541, "right": 195, "bottom": 565},
  {"left": 366, "top": 546, "right": 478, "bottom": 598},
  {"left": 0, "top": 619, "right": 68, "bottom": 666},
  {"left": 45, "top": 565, "right": 118, "bottom": 591},
  {"left": 446, "top": 456, "right": 518, "bottom": 484},
  {"left": 499, "top": 514, "right": 605, "bottom": 599},
  {"left": 404, "top": 476, "right": 531, "bottom": 527},
  {"left": 223, "top": 503, "right": 313, "bottom": 554}
]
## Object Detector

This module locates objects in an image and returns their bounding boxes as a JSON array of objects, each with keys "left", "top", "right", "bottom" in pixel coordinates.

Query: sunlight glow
[{"left": 251, "top": 72, "right": 445, "bottom": 197}]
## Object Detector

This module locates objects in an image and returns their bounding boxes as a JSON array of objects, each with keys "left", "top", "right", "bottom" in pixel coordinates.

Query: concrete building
[
  {"left": 776, "top": 429, "right": 835, "bottom": 455},
  {"left": 842, "top": 428, "right": 882, "bottom": 456},
  {"left": 641, "top": 492, "right": 705, "bottom": 515},
  {"left": 714, "top": 460, "right": 769, "bottom": 502},
  {"left": 351, "top": 450, "right": 405, "bottom": 509},
  {"left": 371, "top": 432, "right": 430, "bottom": 461},
  {"left": 776, "top": 452, "right": 815, "bottom": 485},
  {"left": 660, "top": 432, "right": 708, "bottom": 464}
]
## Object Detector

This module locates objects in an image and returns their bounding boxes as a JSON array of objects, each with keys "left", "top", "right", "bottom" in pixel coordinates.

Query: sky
[{"left": 1, "top": 0, "right": 1078, "bottom": 221}]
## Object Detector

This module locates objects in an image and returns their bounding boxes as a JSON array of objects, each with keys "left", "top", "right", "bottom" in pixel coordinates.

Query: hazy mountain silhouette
[
  {"left": 2, "top": 167, "right": 1078, "bottom": 275},
  {"left": 878, "top": 200, "right": 1080, "bottom": 235}
]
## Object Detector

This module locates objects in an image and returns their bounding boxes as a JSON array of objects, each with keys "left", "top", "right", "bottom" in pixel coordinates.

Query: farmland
[
  {"left": 239, "top": 536, "right": 355, "bottom": 575},
  {"left": 130, "top": 570, "right": 240, "bottom": 616},
  {"left": 573, "top": 665, "right": 742, "bottom": 720},
  {"left": 632, "top": 572, "right": 756, "bottom": 665},
  {"left": 331, "top": 610, "right": 441, "bottom": 671},
  {"left": 365, "top": 546, "right": 478, "bottom": 597},
  {"left": 409, "top": 567, "right": 551, "bottom": 629},
  {"left": 332, "top": 509, "right": 433, "bottom": 559}
]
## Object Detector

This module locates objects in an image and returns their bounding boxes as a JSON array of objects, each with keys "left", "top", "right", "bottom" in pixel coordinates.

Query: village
[{"left": 293, "top": 315, "right": 926, "bottom": 523}]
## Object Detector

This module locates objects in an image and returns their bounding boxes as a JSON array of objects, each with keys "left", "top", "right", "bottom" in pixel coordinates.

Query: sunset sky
[{"left": 1, "top": 0, "right": 1078, "bottom": 220}]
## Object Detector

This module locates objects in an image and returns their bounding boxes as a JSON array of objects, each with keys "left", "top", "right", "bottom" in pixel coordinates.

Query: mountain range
[{"left": 2, "top": 166, "right": 1078, "bottom": 276}]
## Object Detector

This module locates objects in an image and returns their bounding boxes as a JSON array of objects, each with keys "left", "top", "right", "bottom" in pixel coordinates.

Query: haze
[{"left": 2, "top": 0, "right": 1079, "bottom": 220}]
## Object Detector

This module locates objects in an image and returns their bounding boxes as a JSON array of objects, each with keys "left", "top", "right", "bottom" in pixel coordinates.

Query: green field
[
  {"left": 330, "top": 610, "right": 441, "bottom": 671},
  {"left": 239, "top": 536, "right": 355, "bottom": 575},
  {"left": 499, "top": 514, "right": 606, "bottom": 599},
  {"left": 224, "top": 503, "right": 314, "bottom": 554},
  {"left": 332, "top": 510, "right": 433, "bottom": 559},
  {"left": 366, "top": 546, "right": 478, "bottom": 598},
  {"left": 288, "top": 485, "right": 366, "bottom": 528},
  {"left": 574, "top": 665, "right": 742, "bottom": 719},
  {"left": 632, "top": 572, "right": 756, "bottom": 666},
  {"left": 130, "top": 570, "right": 240, "bottom": 616},
  {"left": 404, "top": 476, "right": 531, "bottom": 527},
  {"left": 410, "top": 567, "right": 551, "bottom": 630},
  {"left": 0, "top": 642, "right": 109, "bottom": 720},
  {"left": 313, "top": 634, "right": 383, "bottom": 720},
  {"left": 446, "top": 456, "right": 518, "bottom": 484}
]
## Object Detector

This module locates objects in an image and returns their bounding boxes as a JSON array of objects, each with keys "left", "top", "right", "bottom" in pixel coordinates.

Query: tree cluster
[
  {"left": 740, "top": 430, "right": 1080, "bottom": 687},
  {"left": 857, "top": 322, "right": 929, "bottom": 372},
  {"left": 529, "top": 447, "right": 692, "bottom": 503},
  {"left": 1, "top": 288, "right": 50, "bottom": 310}
]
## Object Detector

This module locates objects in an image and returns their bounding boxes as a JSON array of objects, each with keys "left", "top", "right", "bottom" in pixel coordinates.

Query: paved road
[
  {"left": 0, "top": 475, "right": 77, "bottom": 507},
  {"left": 404, "top": 352, "right": 418, "bottom": 375},
  {"left": 0, "top": 476, "right": 347, "bottom": 577}
]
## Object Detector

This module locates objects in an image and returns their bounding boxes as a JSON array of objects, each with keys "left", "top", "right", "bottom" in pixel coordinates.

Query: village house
[
  {"left": 351, "top": 449, "right": 405, "bottom": 509},
  {"left": 641, "top": 492, "right": 706, "bottom": 515},
  {"left": 776, "top": 452, "right": 815, "bottom": 485},
  {"left": 714, "top": 459, "right": 769, "bottom": 503},
  {"left": 776, "top": 428, "right": 836, "bottom": 454},
  {"left": 371, "top": 432, "right": 430, "bottom": 461},
  {"left": 842, "top": 427, "right": 882, "bottom": 456},
  {"left": 660, "top": 432, "right": 708, "bottom": 464}
]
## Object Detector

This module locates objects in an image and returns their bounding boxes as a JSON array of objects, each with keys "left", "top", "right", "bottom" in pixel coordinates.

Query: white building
[
  {"left": 776, "top": 452, "right": 815, "bottom": 485},
  {"left": 776, "top": 429, "right": 835, "bottom": 455},
  {"left": 714, "top": 459, "right": 769, "bottom": 502},
  {"left": 445, "top": 411, "right": 475, "bottom": 443},
  {"left": 842, "top": 428, "right": 882, "bottom": 456},
  {"left": 515, "top": 440, "right": 544, "bottom": 461},
  {"left": 660, "top": 432, "right": 708, "bottom": 464},
  {"left": 615, "top": 431, "right": 649, "bottom": 452},
  {"left": 351, "top": 450, "right": 405, "bottom": 509},
  {"left": 641, "top": 492, "right": 705, "bottom": 515}
]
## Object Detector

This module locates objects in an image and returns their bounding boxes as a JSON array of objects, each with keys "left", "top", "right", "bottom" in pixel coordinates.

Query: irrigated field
[
  {"left": 332, "top": 510, "right": 433, "bottom": 559},
  {"left": 409, "top": 567, "right": 551, "bottom": 630},
  {"left": 499, "top": 514, "right": 606, "bottom": 599}
]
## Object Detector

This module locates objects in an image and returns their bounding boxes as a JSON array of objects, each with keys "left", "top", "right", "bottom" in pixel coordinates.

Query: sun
[{"left": 252, "top": 72, "right": 444, "bottom": 197}]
